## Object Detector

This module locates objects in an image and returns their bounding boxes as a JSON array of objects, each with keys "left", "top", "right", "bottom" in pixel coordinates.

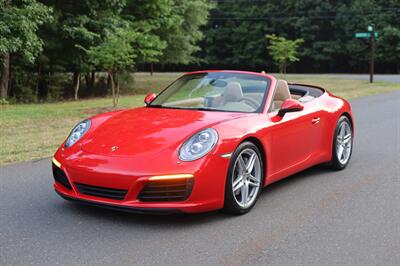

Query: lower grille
[
  {"left": 75, "top": 183, "right": 128, "bottom": 200},
  {"left": 138, "top": 178, "right": 194, "bottom": 202},
  {"left": 52, "top": 163, "right": 72, "bottom": 190}
]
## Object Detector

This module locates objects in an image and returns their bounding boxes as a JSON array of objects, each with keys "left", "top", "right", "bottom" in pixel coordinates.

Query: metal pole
[{"left": 369, "top": 31, "right": 375, "bottom": 83}]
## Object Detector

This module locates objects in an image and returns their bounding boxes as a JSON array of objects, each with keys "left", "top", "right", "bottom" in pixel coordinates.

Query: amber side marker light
[
  {"left": 148, "top": 174, "right": 194, "bottom": 181},
  {"left": 52, "top": 157, "right": 61, "bottom": 168}
]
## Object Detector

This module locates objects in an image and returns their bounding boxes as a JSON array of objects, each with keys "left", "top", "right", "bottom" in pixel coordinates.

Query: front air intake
[
  {"left": 74, "top": 183, "right": 128, "bottom": 200},
  {"left": 138, "top": 178, "right": 194, "bottom": 202},
  {"left": 52, "top": 163, "right": 72, "bottom": 190}
]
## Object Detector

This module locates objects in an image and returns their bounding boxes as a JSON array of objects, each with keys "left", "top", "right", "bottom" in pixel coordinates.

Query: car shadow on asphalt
[{"left": 60, "top": 164, "right": 333, "bottom": 227}]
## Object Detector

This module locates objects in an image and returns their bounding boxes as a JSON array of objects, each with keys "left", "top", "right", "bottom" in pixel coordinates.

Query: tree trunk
[
  {"left": 74, "top": 72, "right": 80, "bottom": 100},
  {"left": 0, "top": 53, "right": 10, "bottom": 99},
  {"left": 150, "top": 63, "right": 154, "bottom": 76},
  {"left": 90, "top": 71, "right": 95, "bottom": 91},
  {"left": 115, "top": 74, "right": 119, "bottom": 106},
  {"left": 109, "top": 70, "right": 117, "bottom": 107},
  {"left": 85, "top": 73, "right": 90, "bottom": 91}
]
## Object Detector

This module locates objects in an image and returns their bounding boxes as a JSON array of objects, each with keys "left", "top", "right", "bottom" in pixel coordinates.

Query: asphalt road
[{"left": 1, "top": 91, "right": 400, "bottom": 265}]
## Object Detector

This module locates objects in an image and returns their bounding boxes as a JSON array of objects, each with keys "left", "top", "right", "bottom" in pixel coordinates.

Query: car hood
[{"left": 81, "top": 107, "right": 245, "bottom": 157}]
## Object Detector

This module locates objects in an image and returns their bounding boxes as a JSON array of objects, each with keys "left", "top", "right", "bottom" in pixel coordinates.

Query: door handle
[{"left": 312, "top": 117, "right": 320, "bottom": 124}]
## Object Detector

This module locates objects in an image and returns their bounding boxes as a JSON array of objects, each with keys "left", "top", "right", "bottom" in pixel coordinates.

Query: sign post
[
  {"left": 354, "top": 26, "right": 378, "bottom": 83},
  {"left": 369, "top": 26, "right": 375, "bottom": 83}
]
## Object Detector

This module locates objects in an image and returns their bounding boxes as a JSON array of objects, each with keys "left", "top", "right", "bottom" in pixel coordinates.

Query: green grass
[{"left": 1, "top": 72, "right": 399, "bottom": 166}]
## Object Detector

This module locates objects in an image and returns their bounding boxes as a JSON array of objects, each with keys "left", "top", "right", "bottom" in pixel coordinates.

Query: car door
[{"left": 267, "top": 102, "right": 322, "bottom": 179}]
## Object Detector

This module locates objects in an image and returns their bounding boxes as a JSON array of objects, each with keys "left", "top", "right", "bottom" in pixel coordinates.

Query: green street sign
[{"left": 355, "top": 32, "right": 379, "bottom": 38}]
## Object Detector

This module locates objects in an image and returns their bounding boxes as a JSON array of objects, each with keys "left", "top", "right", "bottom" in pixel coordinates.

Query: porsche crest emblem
[{"left": 110, "top": 146, "right": 119, "bottom": 152}]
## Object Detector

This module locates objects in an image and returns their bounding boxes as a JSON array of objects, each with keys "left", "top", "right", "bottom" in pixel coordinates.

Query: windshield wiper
[
  {"left": 148, "top": 104, "right": 165, "bottom": 108},
  {"left": 192, "top": 107, "right": 221, "bottom": 112},
  {"left": 148, "top": 105, "right": 189, "bottom": 110},
  {"left": 148, "top": 105, "right": 224, "bottom": 112}
]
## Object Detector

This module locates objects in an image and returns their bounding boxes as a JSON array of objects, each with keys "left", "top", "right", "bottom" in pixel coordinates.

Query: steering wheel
[{"left": 239, "top": 97, "right": 260, "bottom": 109}]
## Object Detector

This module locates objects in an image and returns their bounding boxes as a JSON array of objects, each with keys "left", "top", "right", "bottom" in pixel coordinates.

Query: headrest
[
  {"left": 223, "top": 82, "right": 243, "bottom": 102},
  {"left": 274, "top": 80, "right": 291, "bottom": 101}
]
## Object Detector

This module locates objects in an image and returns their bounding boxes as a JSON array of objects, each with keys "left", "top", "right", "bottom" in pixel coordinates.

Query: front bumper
[
  {"left": 55, "top": 190, "right": 181, "bottom": 215},
  {"left": 52, "top": 149, "right": 230, "bottom": 213}
]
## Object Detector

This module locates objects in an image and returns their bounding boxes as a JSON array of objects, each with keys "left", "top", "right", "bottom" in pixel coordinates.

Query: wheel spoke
[
  {"left": 241, "top": 183, "right": 249, "bottom": 205},
  {"left": 337, "top": 145, "right": 344, "bottom": 160},
  {"left": 342, "top": 146, "right": 348, "bottom": 160},
  {"left": 232, "top": 176, "right": 243, "bottom": 193},
  {"left": 335, "top": 121, "right": 352, "bottom": 165},
  {"left": 339, "top": 124, "right": 345, "bottom": 139},
  {"left": 343, "top": 133, "right": 351, "bottom": 144},
  {"left": 247, "top": 175, "right": 260, "bottom": 187},
  {"left": 246, "top": 153, "right": 256, "bottom": 173},
  {"left": 238, "top": 156, "right": 246, "bottom": 173}
]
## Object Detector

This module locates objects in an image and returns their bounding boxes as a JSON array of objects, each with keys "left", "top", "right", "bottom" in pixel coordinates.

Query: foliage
[
  {"left": 84, "top": 27, "right": 137, "bottom": 73},
  {"left": 377, "top": 26, "right": 400, "bottom": 72},
  {"left": 82, "top": 25, "right": 137, "bottom": 106},
  {"left": 158, "top": 0, "right": 215, "bottom": 64},
  {"left": 2, "top": 0, "right": 400, "bottom": 103},
  {"left": 0, "top": 0, "right": 52, "bottom": 100},
  {"left": 2, "top": 0, "right": 213, "bottom": 102},
  {"left": 0, "top": 98, "right": 9, "bottom": 105},
  {"left": 266, "top": 34, "right": 303, "bottom": 74},
  {"left": 200, "top": 0, "right": 400, "bottom": 73},
  {"left": 0, "top": 0, "right": 52, "bottom": 62}
]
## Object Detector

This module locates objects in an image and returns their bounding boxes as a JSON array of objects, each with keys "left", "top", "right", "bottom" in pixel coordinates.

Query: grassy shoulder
[{"left": 1, "top": 73, "right": 399, "bottom": 165}]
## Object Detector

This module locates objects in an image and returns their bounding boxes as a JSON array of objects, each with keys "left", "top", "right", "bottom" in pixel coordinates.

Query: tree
[
  {"left": 377, "top": 26, "right": 400, "bottom": 73},
  {"left": 200, "top": 0, "right": 400, "bottom": 73},
  {"left": 83, "top": 26, "right": 137, "bottom": 107},
  {"left": 266, "top": 34, "right": 303, "bottom": 74},
  {"left": 40, "top": 0, "right": 127, "bottom": 100},
  {"left": 158, "top": 0, "right": 215, "bottom": 65},
  {"left": 123, "top": 0, "right": 214, "bottom": 67},
  {"left": 0, "top": 0, "right": 52, "bottom": 100}
]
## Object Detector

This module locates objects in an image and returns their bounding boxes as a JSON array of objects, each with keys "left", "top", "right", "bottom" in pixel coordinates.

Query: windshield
[{"left": 149, "top": 72, "right": 271, "bottom": 113}]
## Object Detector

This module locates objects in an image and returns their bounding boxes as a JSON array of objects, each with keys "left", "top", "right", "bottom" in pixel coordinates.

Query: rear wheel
[
  {"left": 330, "top": 116, "right": 353, "bottom": 170},
  {"left": 222, "top": 142, "right": 264, "bottom": 215}
]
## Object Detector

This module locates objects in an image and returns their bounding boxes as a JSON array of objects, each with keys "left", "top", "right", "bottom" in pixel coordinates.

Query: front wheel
[
  {"left": 222, "top": 142, "right": 264, "bottom": 215},
  {"left": 330, "top": 116, "right": 353, "bottom": 170}
]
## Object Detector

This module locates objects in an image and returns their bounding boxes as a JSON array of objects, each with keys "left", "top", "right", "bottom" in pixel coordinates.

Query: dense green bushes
[
  {"left": 0, "top": 0, "right": 214, "bottom": 103},
  {"left": 1, "top": 0, "right": 399, "bottom": 103}
]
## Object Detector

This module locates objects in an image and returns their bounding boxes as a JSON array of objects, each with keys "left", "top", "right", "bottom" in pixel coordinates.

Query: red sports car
[{"left": 52, "top": 70, "right": 354, "bottom": 214}]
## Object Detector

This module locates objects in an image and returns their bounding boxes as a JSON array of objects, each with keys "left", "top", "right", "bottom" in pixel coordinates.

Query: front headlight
[
  {"left": 179, "top": 128, "right": 218, "bottom": 161},
  {"left": 64, "top": 120, "right": 91, "bottom": 148}
]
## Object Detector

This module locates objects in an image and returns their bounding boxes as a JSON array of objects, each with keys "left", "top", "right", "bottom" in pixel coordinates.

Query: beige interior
[
  {"left": 221, "top": 82, "right": 243, "bottom": 104},
  {"left": 291, "top": 94, "right": 301, "bottom": 100},
  {"left": 271, "top": 80, "right": 291, "bottom": 111},
  {"left": 164, "top": 97, "right": 204, "bottom": 107}
]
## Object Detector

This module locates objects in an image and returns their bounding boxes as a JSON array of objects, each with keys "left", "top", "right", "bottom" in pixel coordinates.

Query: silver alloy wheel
[
  {"left": 232, "top": 148, "right": 262, "bottom": 208},
  {"left": 336, "top": 121, "right": 352, "bottom": 165}
]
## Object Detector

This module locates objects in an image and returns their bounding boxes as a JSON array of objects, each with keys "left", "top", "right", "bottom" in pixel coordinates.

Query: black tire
[
  {"left": 330, "top": 116, "right": 353, "bottom": 170},
  {"left": 222, "top": 141, "right": 264, "bottom": 215}
]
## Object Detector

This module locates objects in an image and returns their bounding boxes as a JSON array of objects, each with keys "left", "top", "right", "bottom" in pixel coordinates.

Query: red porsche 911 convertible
[{"left": 52, "top": 70, "right": 353, "bottom": 214}]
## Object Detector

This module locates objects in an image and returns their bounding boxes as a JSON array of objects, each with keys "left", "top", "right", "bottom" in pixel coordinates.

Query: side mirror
[
  {"left": 144, "top": 93, "right": 156, "bottom": 105},
  {"left": 278, "top": 99, "right": 304, "bottom": 117}
]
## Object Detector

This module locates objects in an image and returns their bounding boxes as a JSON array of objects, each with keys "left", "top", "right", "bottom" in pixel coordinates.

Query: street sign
[
  {"left": 355, "top": 32, "right": 379, "bottom": 38},
  {"left": 355, "top": 26, "right": 379, "bottom": 83}
]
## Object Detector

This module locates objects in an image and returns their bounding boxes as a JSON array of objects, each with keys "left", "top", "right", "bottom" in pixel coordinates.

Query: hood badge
[{"left": 111, "top": 146, "right": 119, "bottom": 152}]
